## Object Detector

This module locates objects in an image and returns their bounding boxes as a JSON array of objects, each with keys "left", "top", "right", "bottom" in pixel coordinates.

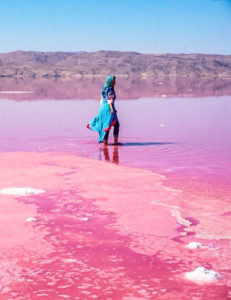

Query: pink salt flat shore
[{"left": 0, "top": 151, "right": 231, "bottom": 299}]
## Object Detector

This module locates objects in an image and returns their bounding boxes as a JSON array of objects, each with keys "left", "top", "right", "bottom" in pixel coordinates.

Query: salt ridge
[
  {"left": 185, "top": 267, "right": 221, "bottom": 283},
  {"left": 0, "top": 187, "right": 45, "bottom": 196}
]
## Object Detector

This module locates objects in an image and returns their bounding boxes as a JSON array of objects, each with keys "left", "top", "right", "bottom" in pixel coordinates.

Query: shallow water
[
  {"left": 0, "top": 95, "right": 230, "bottom": 179},
  {"left": 0, "top": 80, "right": 231, "bottom": 299}
]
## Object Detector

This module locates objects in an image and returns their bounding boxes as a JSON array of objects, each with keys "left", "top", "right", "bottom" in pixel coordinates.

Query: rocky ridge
[{"left": 0, "top": 51, "right": 231, "bottom": 78}]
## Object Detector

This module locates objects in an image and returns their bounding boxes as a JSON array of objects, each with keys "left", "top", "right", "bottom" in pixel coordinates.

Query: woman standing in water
[{"left": 87, "top": 75, "right": 120, "bottom": 145}]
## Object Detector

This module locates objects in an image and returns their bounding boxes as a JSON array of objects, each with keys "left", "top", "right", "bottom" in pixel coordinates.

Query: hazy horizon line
[{"left": 1, "top": 49, "right": 231, "bottom": 56}]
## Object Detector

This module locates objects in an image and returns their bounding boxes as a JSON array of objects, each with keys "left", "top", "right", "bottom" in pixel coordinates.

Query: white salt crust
[
  {"left": 185, "top": 267, "right": 221, "bottom": 283},
  {"left": 26, "top": 217, "right": 36, "bottom": 222},
  {"left": 0, "top": 91, "right": 33, "bottom": 94},
  {"left": 0, "top": 187, "right": 45, "bottom": 196},
  {"left": 186, "top": 242, "right": 204, "bottom": 249}
]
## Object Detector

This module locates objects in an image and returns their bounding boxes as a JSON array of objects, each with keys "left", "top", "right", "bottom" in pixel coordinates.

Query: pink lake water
[
  {"left": 0, "top": 78, "right": 231, "bottom": 299},
  {"left": 1, "top": 93, "right": 230, "bottom": 179}
]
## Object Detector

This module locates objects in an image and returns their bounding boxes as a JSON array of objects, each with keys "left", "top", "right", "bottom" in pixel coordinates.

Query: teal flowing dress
[{"left": 87, "top": 85, "right": 118, "bottom": 143}]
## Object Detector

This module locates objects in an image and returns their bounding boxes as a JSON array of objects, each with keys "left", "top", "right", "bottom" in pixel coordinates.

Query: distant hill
[{"left": 0, "top": 50, "right": 231, "bottom": 78}]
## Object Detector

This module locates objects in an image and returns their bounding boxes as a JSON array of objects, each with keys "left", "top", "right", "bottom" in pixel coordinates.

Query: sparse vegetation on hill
[{"left": 0, "top": 51, "right": 231, "bottom": 78}]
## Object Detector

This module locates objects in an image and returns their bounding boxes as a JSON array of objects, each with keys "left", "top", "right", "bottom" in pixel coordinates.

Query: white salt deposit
[
  {"left": 0, "top": 91, "right": 33, "bottom": 94},
  {"left": 26, "top": 217, "right": 36, "bottom": 222},
  {"left": 185, "top": 267, "right": 221, "bottom": 283},
  {"left": 137, "top": 289, "right": 147, "bottom": 294},
  {"left": 186, "top": 242, "right": 204, "bottom": 249},
  {"left": 62, "top": 258, "right": 78, "bottom": 263},
  {"left": 0, "top": 187, "right": 45, "bottom": 196}
]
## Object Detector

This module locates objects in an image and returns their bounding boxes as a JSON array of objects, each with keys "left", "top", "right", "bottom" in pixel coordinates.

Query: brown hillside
[{"left": 0, "top": 51, "right": 231, "bottom": 78}]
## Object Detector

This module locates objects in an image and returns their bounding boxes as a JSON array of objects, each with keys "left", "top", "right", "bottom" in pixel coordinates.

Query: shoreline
[{"left": 0, "top": 151, "right": 230, "bottom": 298}]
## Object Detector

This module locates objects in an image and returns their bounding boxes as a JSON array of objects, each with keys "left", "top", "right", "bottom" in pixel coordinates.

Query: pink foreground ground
[{"left": 0, "top": 152, "right": 231, "bottom": 299}]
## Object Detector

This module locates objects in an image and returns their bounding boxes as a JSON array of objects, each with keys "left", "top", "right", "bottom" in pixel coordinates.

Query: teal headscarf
[{"left": 103, "top": 75, "right": 115, "bottom": 89}]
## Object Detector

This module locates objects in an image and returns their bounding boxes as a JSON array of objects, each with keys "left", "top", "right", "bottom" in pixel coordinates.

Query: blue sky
[{"left": 0, "top": 0, "right": 231, "bottom": 54}]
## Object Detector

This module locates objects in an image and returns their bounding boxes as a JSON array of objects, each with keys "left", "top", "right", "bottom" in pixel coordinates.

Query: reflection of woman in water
[
  {"left": 99, "top": 145, "right": 119, "bottom": 164},
  {"left": 87, "top": 75, "right": 119, "bottom": 145}
]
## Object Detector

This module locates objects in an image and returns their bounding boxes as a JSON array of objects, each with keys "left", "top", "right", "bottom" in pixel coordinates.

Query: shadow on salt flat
[{"left": 113, "top": 142, "right": 175, "bottom": 147}]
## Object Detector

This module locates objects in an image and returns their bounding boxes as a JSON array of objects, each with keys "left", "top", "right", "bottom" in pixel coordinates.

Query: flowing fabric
[{"left": 87, "top": 76, "right": 119, "bottom": 143}]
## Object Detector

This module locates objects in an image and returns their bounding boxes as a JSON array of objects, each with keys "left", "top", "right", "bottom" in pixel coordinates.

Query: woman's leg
[
  {"left": 113, "top": 121, "right": 120, "bottom": 145},
  {"left": 103, "top": 131, "right": 109, "bottom": 145}
]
